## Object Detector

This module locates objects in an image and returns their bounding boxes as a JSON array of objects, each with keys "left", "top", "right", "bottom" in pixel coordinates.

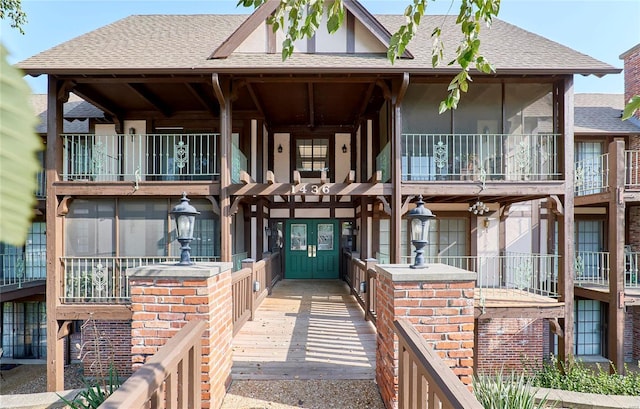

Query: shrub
[
  {"left": 527, "top": 355, "right": 640, "bottom": 396},
  {"left": 474, "top": 371, "right": 550, "bottom": 409}
]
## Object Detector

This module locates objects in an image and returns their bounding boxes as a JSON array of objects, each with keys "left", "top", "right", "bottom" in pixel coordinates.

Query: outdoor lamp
[
  {"left": 406, "top": 195, "right": 435, "bottom": 269},
  {"left": 171, "top": 192, "right": 200, "bottom": 265}
]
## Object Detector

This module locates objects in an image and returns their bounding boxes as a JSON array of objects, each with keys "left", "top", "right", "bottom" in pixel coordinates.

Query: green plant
[
  {"left": 59, "top": 363, "right": 121, "bottom": 409},
  {"left": 527, "top": 355, "right": 640, "bottom": 396},
  {"left": 57, "top": 317, "right": 123, "bottom": 408},
  {"left": 473, "top": 371, "right": 551, "bottom": 409}
]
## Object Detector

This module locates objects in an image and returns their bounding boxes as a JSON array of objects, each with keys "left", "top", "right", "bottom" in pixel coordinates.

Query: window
[
  {"left": 574, "top": 299, "right": 605, "bottom": 356},
  {"left": 575, "top": 220, "right": 604, "bottom": 279},
  {"left": 296, "top": 139, "right": 329, "bottom": 173}
]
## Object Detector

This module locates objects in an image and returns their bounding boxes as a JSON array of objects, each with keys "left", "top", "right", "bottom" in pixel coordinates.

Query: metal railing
[
  {"left": 395, "top": 319, "right": 483, "bottom": 409},
  {"left": 61, "top": 133, "right": 219, "bottom": 181},
  {"left": 36, "top": 171, "right": 46, "bottom": 198},
  {"left": 375, "top": 252, "right": 559, "bottom": 299},
  {"left": 575, "top": 154, "right": 609, "bottom": 196},
  {"left": 574, "top": 251, "right": 609, "bottom": 287},
  {"left": 376, "top": 142, "right": 391, "bottom": 182},
  {"left": 401, "top": 133, "right": 560, "bottom": 181},
  {"left": 60, "top": 256, "right": 220, "bottom": 303},
  {"left": 626, "top": 251, "right": 640, "bottom": 288},
  {"left": 1, "top": 251, "right": 47, "bottom": 286},
  {"left": 98, "top": 320, "right": 205, "bottom": 409},
  {"left": 625, "top": 150, "right": 640, "bottom": 189}
]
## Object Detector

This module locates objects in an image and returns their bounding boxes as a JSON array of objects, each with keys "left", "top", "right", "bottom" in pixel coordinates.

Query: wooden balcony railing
[
  {"left": 98, "top": 320, "right": 205, "bottom": 409},
  {"left": 401, "top": 133, "right": 560, "bottom": 182},
  {"left": 395, "top": 319, "right": 483, "bottom": 409},
  {"left": 343, "top": 252, "right": 378, "bottom": 324},
  {"left": 231, "top": 251, "right": 282, "bottom": 336},
  {"left": 1, "top": 251, "right": 47, "bottom": 286},
  {"left": 61, "top": 133, "right": 220, "bottom": 181}
]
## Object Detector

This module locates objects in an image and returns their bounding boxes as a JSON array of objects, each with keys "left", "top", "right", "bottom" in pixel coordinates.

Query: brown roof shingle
[{"left": 17, "top": 14, "right": 618, "bottom": 76}]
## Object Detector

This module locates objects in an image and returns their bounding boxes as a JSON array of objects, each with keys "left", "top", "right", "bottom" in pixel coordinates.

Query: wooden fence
[
  {"left": 343, "top": 251, "right": 378, "bottom": 324},
  {"left": 231, "top": 251, "right": 282, "bottom": 336},
  {"left": 98, "top": 320, "right": 205, "bottom": 409},
  {"left": 395, "top": 319, "right": 483, "bottom": 409}
]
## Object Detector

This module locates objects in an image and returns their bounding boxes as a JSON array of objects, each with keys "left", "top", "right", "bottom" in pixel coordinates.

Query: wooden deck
[{"left": 231, "top": 279, "right": 377, "bottom": 380}]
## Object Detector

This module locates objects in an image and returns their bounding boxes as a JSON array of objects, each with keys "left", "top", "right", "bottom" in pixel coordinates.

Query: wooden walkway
[{"left": 231, "top": 279, "right": 377, "bottom": 380}]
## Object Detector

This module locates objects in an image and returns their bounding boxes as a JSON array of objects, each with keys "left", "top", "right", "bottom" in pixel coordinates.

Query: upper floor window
[{"left": 296, "top": 138, "right": 329, "bottom": 173}]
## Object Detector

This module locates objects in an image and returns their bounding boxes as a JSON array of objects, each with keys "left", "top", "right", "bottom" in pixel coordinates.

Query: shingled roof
[
  {"left": 31, "top": 94, "right": 104, "bottom": 133},
  {"left": 18, "top": 12, "right": 618, "bottom": 76},
  {"left": 574, "top": 94, "right": 640, "bottom": 134}
]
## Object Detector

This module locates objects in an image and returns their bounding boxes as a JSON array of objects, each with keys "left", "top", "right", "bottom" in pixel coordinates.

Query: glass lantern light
[
  {"left": 171, "top": 192, "right": 200, "bottom": 265},
  {"left": 406, "top": 195, "right": 435, "bottom": 269}
]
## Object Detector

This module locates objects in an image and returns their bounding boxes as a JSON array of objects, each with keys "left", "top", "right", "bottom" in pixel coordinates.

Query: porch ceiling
[{"left": 62, "top": 74, "right": 386, "bottom": 130}]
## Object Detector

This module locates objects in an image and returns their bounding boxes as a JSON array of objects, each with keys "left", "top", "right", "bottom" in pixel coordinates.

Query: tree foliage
[
  {"left": 622, "top": 94, "right": 640, "bottom": 121},
  {"left": 1, "top": 0, "right": 42, "bottom": 246},
  {"left": 237, "top": 0, "right": 501, "bottom": 112},
  {"left": 0, "top": 0, "right": 27, "bottom": 34}
]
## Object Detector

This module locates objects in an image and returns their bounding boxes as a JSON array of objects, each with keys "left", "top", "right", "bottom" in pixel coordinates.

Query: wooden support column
[
  {"left": 608, "top": 139, "right": 626, "bottom": 374},
  {"left": 46, "top": 76, "right": 65, "bottom": 391},
  {"left": 557, "top": 77, "right": 575, "bottom": 364},
  {"left": 390, "top": 74, "right": 409, "bottom": 263},
  {"left": 360, "top": 198, "right": 370, "bottom": 259},
  {"left": 214, "top": 74, "right": 233, "bottom": 262}
]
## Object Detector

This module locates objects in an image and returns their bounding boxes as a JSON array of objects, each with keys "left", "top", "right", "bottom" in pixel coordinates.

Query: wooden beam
[
  {"left": 375, "top": 79, "right": 391, "bottom": 101},
  {"left": 71, "top": 84, "right": 121, "bottom": 120},
  {"left": 53, "top": 181, "right": 218, "bottom": 197},
  {"left": 293, "top": 170, "right": 302, "bottom": 185},
  {"left": 344, "top": 170, "right": 356, "bottom": 184},
  {"left": 229, "top": 182, "right": 391, "bottom": 197},
  {"left": 320, "top": 170, "right": 328, "bottom": 185},
  {"left": 126, "top": 83, "right": 172, "bottom": 117},
  {"left": 61, "top": 75, "right": 213, "bottom": 84},
  {"left": 368, "top": 170, "right": 382, "bottom": 183},
  {"left": 308, "top": 83, "right": 315, "bottom": 128},
  {"left": 549, "top": 318, "right": 564, "bottom": 337},
  {"left": 240, "top": 170, "right": 255, "bottom": 184},
  {"left": 57, "top": 321, "right": 73, "bottom": 340},
  {"left": 266, "top": 170, "right": 276, "bottom": 184},
  {"left": 56, "top": 196, "right": 73, "bottom": 216},
  {"left": 56, "top": 305, "right": 132, "bottom": 321},
  {"left": 475, "top": 305, "right": 565, "bottom": 320},
  {"left": 185, "top": 83, "right": 217, "bottom": 117},
  {"left": 377, "top": 195, "right": 392, "bottom": 216},
  {"left": 246, "top": 83, "right": 265, "bottom": 117},
  {"left": 205, "top": 195, "right": 221, "bottom": 216},
  {"left": 549, "top": 195, "right": 564, "bottom": 215},
  {"left": 401, "top": 195, "right": 415, "bottom": 216},
  {"left": 230, "top": 196, "right": 242, "bottom": 216}
]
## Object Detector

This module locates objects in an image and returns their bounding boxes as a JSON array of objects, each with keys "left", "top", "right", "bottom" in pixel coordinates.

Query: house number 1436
[{"left": 291, "top": 185, "right": 330, "bottom": 194}]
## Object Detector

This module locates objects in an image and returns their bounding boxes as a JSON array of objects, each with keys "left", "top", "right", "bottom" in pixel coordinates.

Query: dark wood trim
[
  {"left": 210, "top": 0, "right": 280, "bottom": 58},
  {"left": 53, "top": 181, "right": 219, "bottom": 197},
  {"left": 56, "top": 305, "right": 132, "bottom": 320},
  {"left": 475, "top": 305, "right": 565, "bottom": 319},
  {"left": 347, "top": 11, "right": 355, "bottom": 54},
  {"left": 126, "top": 83, "right": 172, "bottom": 117}
]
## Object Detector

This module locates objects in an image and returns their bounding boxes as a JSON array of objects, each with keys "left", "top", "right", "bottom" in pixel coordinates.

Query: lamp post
[
  {"left": 406, "top": 195, "right": 435, "bottom": 269},
  {"left": 171, "top": 192, "right": 200, "bottom": 265}
]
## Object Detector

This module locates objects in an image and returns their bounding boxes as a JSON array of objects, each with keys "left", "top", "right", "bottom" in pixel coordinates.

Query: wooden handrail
[
  {"left": 99, "top": 320, "right": 205, "bottom": 409},
  {"left": 394, "top": 319, "right": 483, "bottom": 409}
]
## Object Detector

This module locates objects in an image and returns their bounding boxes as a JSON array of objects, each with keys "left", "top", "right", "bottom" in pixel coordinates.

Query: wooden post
[
  {"left": 242, "top": 258, "right": 257, "bottom": 320},
  {"left": 46, "top": 77, "right": 65, "bottom": 391},
  {"left": 390, "top": 74, "right": 409, "bottom": 264},
  {"left": 214, "top": 74, "right": 233, "bottom": 262},
  {"left": 608, "top": 139, "right": 626, "bottom": 374},
  {"left": 557, "top": 76, "right": 575, "bottom": 364}
]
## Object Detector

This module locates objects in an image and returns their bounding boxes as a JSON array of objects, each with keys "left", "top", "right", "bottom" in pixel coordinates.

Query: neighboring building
[{"left": 13, "top": 1, "right": 639, "bottom": 389}]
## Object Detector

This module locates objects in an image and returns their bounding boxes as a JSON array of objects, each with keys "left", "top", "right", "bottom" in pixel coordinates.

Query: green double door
[{"left": 285, "top": 219, "right": 339, "bottom": 279}]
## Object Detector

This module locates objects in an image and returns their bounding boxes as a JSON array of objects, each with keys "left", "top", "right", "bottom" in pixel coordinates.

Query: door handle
[
  {"left": 308, "top": 245, "right": 313, "bottom": 258},
  {"left": 312, "top": 245, "right": 317, "bottom": 258}
]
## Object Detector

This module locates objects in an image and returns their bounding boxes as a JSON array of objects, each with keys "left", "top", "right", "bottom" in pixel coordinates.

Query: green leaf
[
  {"left": 327, "top": 14, "right": 341, "bottom": 34},
  {"left": 0, "top": 43, "right": 42, "bottom": 246},
  {"left": 622, "top": 95, "right": 640, "bottom": 120}
]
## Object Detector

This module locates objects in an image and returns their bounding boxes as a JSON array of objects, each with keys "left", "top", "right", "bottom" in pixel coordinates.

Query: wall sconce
[
  {"left": 483, "top": 217, "right": 495, "bottom": 230},
  {"left": 277, "top": 144, "right": 283, "bottom": 153},
  {"left": 342, "top": 144, "right": 348, "bottom": 154},
  {"left": 128, "top": 127, "right": 136, "bottom": 135}
]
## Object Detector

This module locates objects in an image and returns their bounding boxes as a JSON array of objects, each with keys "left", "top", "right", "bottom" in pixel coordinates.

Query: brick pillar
[
  {"left": 128, "top": 262, "right": 233, "bottom": 409},
  {"left": 375, "top": 264, "right": 476, "bottom": 409}
]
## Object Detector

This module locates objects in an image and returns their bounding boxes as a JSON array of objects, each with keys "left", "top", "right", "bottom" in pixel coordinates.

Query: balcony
[
  {"left": 575, "top": 153, "right": 609, "bottom": 196},
  {"left": 574, "top": 250, "right": 639, "bottom": 289},
  {"left": 61, "top": 133, "right": 220, "bottom": 181},
  {"left": 0, "top": 251, "right": 47, "bottom": 287},
  {"left": 398, "top": 133, "right": 560, "bottom": 182},
  {"left": 626, "top": 150, "right": 640, "bottom": 189},
  {"left": 375, "top": 252, "right": 559, "bottom": 301}
]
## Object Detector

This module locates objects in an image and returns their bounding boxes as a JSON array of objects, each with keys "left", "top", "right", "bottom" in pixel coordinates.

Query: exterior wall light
[
  {"left": 171, "top": 192, "right": 200, "bottom": 265},
  {"left": 277, "top": 144, "right": 283, "bottom": 153},
  {"left": 406, "top": 195, "right": 435, "bottom": 269},
  {"left": 342, "top": 144, "right": 348, "bottom": 153}
]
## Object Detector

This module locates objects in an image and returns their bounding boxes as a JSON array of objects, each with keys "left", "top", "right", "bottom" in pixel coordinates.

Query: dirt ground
[{"left": 0, "top": 363, "right": 84, "bottom": 395}]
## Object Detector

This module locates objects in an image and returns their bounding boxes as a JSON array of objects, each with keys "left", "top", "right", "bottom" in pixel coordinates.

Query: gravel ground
[
  {"left": 0, "top": 364, "right": 85, "bottom": 395},
  {"left": 221, "top": 380, "right": 386, "bottom": 409}
]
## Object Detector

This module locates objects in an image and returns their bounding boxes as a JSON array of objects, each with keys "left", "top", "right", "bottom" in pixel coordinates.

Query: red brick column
[
  {"left": 375, "top": 264, "right": 476, "bottom": 409},
  {"left": 128, "top": 262, "right": 233, "bottom": 409}
]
